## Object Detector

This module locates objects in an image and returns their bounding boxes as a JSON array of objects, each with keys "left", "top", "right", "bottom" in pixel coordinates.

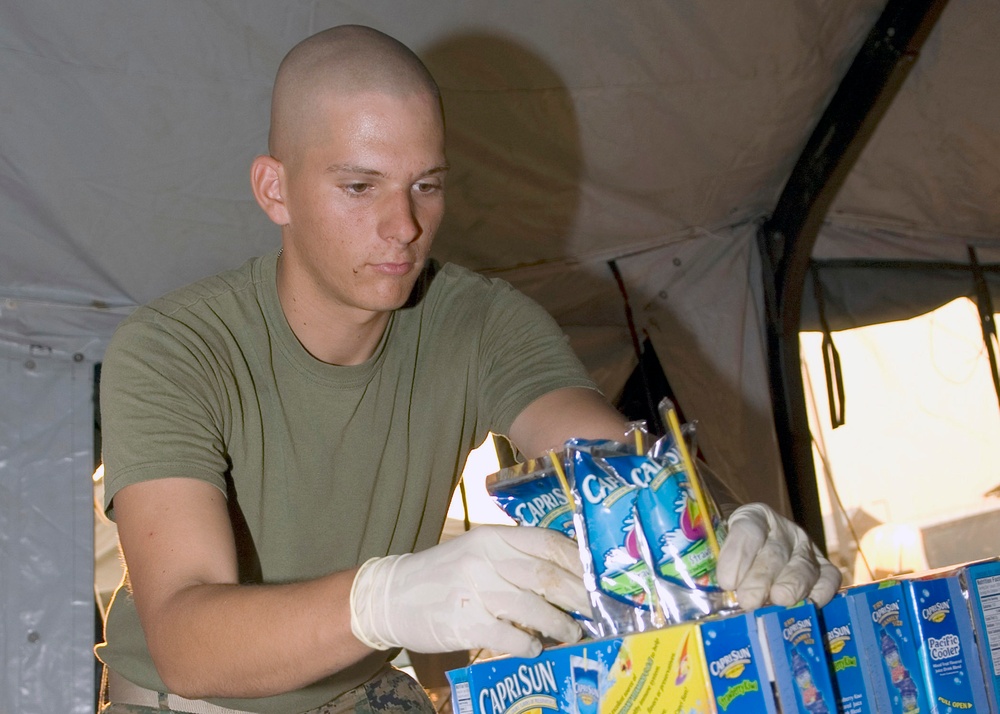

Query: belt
[
  {"left": 107, "top": 668, "right": 256, "bottom": 714},
  {"left": 104, "top": 664, "right": 410, "bottom": 714}
]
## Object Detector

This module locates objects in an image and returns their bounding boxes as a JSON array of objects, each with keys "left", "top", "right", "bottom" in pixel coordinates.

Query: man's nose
[{"left": 379, "top": 189, "right": 421, "bottom": 245}]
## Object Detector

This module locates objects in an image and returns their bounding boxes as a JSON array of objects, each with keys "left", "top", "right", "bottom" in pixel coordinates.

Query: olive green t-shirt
[{"left": 96, "top": 253, "right": 597, "bottom": 713}]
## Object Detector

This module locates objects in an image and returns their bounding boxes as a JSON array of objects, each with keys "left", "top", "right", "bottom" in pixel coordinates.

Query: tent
[{"left": 2, "top": 1, "right": 998, "bottom": 711}]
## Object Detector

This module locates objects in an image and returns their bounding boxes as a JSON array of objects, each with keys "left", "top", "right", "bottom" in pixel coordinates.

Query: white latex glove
[
  {"left": 716, "top": 502, "right": 842, "bottom": 610},
  {"left": 350, "top": 525, "right": 590, "bottom": 658}
]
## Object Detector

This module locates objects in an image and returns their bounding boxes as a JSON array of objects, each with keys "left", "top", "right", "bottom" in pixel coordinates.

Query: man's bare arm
[
  {"left": 114, "top": 477, "right": 373, "bottom": 700},
  {"left": 507, "top": 387, "right": 629, "bottom": 458}
]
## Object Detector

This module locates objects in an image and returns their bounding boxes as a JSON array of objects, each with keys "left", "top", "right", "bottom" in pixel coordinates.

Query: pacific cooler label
[{"left": 903, "top": 575, "right": 989, "bottom": 713}]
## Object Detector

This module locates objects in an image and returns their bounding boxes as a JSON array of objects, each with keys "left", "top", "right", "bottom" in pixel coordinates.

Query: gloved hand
[
  {"left": 716, "top": 502, "right": 842, "bottom": 610},
  {"left": 350, "top": 525, "right": 590, "bottom": 658}
]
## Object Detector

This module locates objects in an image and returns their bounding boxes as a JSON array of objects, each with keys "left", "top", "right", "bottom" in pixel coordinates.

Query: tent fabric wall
[
  {"left": 0, "top": 350, "right": 95, "bottom": 714},
  {"left": 807, "top": 0, "right": 1000, "bottom": 330},
  {"left": 828, "top": 0, "right": 1000, "bottom": 242},
  {"left": 0, "top": 1, "right": 884, "bottom": 306},
  {"left": 614, "top": 223, "right": 789, "bottom": 514}
]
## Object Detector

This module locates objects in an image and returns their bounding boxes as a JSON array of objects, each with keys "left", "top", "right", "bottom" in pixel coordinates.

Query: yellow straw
[
  {"left": 548, "top": 449, "right": 575, "bottom": 510},
  {"left": 664, "top": 407, "right": 721, "bottom": 559}
]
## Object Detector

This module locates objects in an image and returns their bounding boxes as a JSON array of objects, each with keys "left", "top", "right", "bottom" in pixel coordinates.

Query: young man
[{"left": 96, "top": 25, "right": 839, "bottom": 714}]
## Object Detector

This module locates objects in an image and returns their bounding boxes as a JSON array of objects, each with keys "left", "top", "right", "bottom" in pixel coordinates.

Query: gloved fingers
[
  {"left": 482, "top": 525, "right": 591, "bottom": 617},
  {"left": 494, "top": 525, "right": 585, "bottom": 579},
  {"left": 466, "top": 619, "right": 546, "bottom": 659},
  {"left": 482, "top": 589, "right": 583, "bottom": 649},
  {"left": 407, "top": 600, "right": 548, "bottom": 657},
  {"left": 494, "top": 554, "right": 592, "bottom": 618},
  {"left": 728, "top": 533, "right": 796, "bottom": 610},
  {"left": 716, "top": 506, "right": 771, "bottom": 592},
  {"left": 766, "top": 537, "right": 821, "bottom": 606},
  {"left": 806, "top": 549, "right": 843, "bottom": 607}
]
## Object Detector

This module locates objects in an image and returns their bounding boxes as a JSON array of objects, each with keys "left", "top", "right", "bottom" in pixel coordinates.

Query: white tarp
[
  {"left": 2, "top": 1, "right": 999, "bottom": 711},
  {"left": 1, "top": 350, "right": 95, "bottom": 714}
]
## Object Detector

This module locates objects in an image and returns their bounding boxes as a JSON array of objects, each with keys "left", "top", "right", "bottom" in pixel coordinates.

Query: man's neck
[{"left": 276, "top": 261, "right": 391, "bottom": 366}]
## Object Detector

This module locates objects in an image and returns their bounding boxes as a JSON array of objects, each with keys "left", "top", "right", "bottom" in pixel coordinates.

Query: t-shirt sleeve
[
  {"left": 100, "top": 312, "right": 230, "bottom": 519},
  {"left": 476, "top": 279, "right": 600, "bottom": 436}
]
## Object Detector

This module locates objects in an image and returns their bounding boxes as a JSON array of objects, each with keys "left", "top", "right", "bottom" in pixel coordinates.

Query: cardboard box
[
  {"left": 847, "top": 580, "right": 930, "bottom": 714},
  {"left": 699, "top": 611, "right": 778, "bottom": 713},
  {"left": 447, "top": 622, "right": 713, "bottom": 713},
  {"left": 755, "top": 601, "right": 837, "bottom": 714},
  {"left": 818, "top": 592, "right": 878, "bottom": 714},
  {"left": 961, "top": 560, "right": 1000, "bottom": 713},
  {"left": 902, "top": 573, "right": 990, "bottom": 713}
]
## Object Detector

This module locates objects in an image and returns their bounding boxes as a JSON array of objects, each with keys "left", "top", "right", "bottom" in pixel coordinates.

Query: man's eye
[
  {"left": 345, "top": 182, "right": 371, "bottom": 194},
  {"left": 414, "top": 181, "right": 441, "bottom": 194}
]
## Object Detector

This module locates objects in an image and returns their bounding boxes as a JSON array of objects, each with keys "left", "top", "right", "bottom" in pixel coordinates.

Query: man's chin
[
  {"left": 363, "top": 289, "right": 417, "bottom": 314},
  {"left": 372, "top": 272, "right": 427, "bottom": 311}
]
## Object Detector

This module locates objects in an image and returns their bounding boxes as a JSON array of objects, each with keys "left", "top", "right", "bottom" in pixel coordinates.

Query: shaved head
[{"left": 269, "top": 25, "right": 441, "bottom": 161}]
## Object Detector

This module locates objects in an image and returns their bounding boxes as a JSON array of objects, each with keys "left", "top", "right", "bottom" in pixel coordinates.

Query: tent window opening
[{"left": 800, "top": 297, "right": 1000, "bottom": 586}]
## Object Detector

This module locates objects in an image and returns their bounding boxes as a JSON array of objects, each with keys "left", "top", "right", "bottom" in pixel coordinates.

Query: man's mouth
[{"left": 370, "top": 260, "right": 414, "bottom": 276}]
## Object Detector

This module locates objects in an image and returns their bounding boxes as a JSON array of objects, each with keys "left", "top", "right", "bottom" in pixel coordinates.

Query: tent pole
[
  {"left": 757, "top": 0, "right": 950, "bottom": 552},
  {"left": 968, "top": 247, "right": 1000, "bottom": 412}
]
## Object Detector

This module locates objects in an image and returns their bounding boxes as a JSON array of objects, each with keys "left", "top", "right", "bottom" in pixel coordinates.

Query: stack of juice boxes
[
  {"left": 448, "top": 558, "right": 1000, "bottom": 713},
  {"left": 817, "top": 559, "right": 1000, "bottom": 714},
  {"left": 447, "top": 405, "right": 1000, "bottom": 712}
]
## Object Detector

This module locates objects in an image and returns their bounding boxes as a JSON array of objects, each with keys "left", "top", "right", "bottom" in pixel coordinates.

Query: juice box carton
[
  {"left": 960, "top": 559, "right": 1000, "bottom": 713},
  {"left": 902, "top": 573, "right": 990, "bottom": 714},
  {"left": 846, "top": 580, "right": 929, "bottom": 714},
  {"left": 818, "top": 592, "right": 878, "bottom": 714},
  {"left": 699, "top": 611, "right": 778, "bottom": 713},
  {"left": 755, "top": 602, "right": 838, "bottom": 714},
  {"left": 447, "top": 622, "right": 713, "bottom": 714}
]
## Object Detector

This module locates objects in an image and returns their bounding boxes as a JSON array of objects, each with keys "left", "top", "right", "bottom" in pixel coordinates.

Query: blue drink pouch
[
  {"left": 485, "top": 454, "right": 575, "bottom": 538},
  {"left": 566, "top": 438, "right": 662, "bottom": 636},
  {"left": 601, "top": 427, "right": 733, "bottom": 623},
  {"left": 486, "top": 452, "right": 601, "bottom": 636}
]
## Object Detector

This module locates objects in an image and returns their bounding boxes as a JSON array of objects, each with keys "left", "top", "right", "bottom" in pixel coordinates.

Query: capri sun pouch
[
  {"left": 618, "top": 429, "right": 732, "bottom": 624},
  {"left": 566, "top": 438, "right": 661, "bottom": 637}
]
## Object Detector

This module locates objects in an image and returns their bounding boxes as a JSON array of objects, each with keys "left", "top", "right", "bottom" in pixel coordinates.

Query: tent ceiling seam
[{"left": 478, "top": 216, "right": 766, "bottom": 277}]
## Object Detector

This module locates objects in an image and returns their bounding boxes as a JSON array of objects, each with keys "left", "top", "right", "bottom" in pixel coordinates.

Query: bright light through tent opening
[
  {"left": 801, "top": 297, "right": 1000, "bottom": 586},
  {"left": 446, "top": 434, "right": 515, "bottom": 527},
  {"left": 92, "top": 462, "right": 123, "bottom": 617}
]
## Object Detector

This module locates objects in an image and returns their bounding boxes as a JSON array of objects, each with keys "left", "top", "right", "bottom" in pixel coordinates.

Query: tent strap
[
  {"left": 811, "top": 265, "right": 846, "bottom": 428},
  {"left": 608, "top": 259, "right": 662, "bottom": 431},
  {"left": 968, "top": 247, "right": 1000, "bottom": 412},
  {"left": 756, "top": 0, "right": 949, "bottom": 551}
]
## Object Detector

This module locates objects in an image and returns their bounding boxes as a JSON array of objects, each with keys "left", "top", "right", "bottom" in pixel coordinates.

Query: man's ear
[{"left": 250, "top": 155, "right": 289, "bottom": 226}]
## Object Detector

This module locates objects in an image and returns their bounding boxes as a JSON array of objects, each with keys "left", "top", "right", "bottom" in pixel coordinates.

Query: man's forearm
[
  {"left": 144, "top": 569, "right": 371, "bottom": 700},
  {"left": 509, "top": 387, "right": 628, "bottom": 458}
]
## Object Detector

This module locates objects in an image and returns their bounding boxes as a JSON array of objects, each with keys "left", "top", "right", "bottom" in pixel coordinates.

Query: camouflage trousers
[{"left": 100, "top": 665, "right": 436, "bottom": 714}]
